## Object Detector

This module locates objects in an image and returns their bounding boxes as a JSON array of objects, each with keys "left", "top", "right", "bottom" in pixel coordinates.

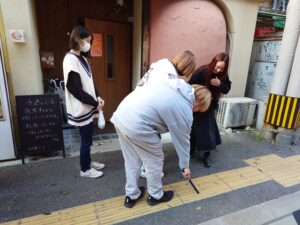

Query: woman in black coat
[{"left": 189, "top": 52, "right": 231, "bottom": 167}]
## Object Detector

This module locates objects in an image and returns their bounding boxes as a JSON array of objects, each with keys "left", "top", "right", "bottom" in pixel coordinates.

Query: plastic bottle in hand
[{"left": 98, "top": 110, "right": 105, "bottom": 129}]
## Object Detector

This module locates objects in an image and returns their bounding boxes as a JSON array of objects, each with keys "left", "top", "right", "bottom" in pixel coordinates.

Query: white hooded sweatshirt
[{"left": 110, "top": 59, "right": 194, "bottom": 169}]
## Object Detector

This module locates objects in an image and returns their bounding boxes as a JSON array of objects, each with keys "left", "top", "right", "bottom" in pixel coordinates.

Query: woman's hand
[
  {"left": 182, "top": 168, "right": 191, "bottom": 180},
  {"left": 210, "top": 77, "right": 221, "bottom": 87},
  {"left": 97, "top": 97, "right": 105, "bottom": 110}
]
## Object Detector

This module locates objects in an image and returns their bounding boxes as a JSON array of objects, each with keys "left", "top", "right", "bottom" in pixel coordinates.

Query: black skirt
[{"left": 190, "top": 109, "right": 221, "bottom": 152}]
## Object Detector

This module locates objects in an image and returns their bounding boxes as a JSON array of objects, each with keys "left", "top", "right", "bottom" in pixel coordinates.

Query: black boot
[{"left": 204, "top": 151, "right": 211, "bottom": 168}]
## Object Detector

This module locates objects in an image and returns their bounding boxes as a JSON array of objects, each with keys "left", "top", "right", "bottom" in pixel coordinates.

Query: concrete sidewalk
[
  {"left": 1, "top": 130, "right": 300, "bottom": 225},
  {"left": 0, "top": 130, "right": 171, "bottom": 168}
]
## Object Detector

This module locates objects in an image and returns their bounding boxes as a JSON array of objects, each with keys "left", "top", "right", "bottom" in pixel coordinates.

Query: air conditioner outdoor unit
[{"left": 217, "top": 97, "right": 257, "bottom": 128}]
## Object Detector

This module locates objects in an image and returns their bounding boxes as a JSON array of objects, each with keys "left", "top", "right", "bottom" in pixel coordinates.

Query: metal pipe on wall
[
  {"left": 286, "top": 35, "right": 300, "bottom": 98},
  {"left": 270, "top": 0, "right": 300, "bottom": 95}
]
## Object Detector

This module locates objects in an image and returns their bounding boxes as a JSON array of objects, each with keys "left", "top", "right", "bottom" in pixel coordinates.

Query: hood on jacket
[
  {"left": 135, "top": 59, "right": 194, "bottom": 105},
  {"left": 136, "top": 59, "right": 177, "bottom": 89},
  {"left": 150, "top": 58, "right": 177, "bottom": 78},
  {"left": 151, "top": 59, "right": 194, "bottom": 105}
]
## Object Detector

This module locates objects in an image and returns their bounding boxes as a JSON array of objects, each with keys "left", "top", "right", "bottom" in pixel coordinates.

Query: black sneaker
[
  {"left": 147, "top": 190, "right": 174, "bottom": 206},
  {"left": 124, "top": 186, "right": 145, "bottom": 208}
]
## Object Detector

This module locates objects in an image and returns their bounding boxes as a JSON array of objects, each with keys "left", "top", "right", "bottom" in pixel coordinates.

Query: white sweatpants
[{"left": 115, "top": 126, "right": 164, "bottom": 200}]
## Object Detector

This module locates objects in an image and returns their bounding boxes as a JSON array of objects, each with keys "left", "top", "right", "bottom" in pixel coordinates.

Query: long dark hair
[{"left": 205, "top": 52, "right": 230, "bottom": 99}]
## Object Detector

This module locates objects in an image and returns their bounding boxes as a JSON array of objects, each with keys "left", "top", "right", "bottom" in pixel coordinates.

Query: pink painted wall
[{"left": 150, "top": 0, "right": 226, "bottom": 67}]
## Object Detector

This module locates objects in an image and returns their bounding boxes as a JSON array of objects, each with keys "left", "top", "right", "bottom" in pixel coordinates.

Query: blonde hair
[
  {"left": 192, "top": 84, "right": 212, "bottom": 112},
  {"left": 171, "top": 51, "right": 196, "bottom": 78}
]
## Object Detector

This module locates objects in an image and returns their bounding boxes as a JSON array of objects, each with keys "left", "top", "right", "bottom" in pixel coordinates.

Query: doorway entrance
[
  {"left": 85, "top": 19, "right": 132, "bottom": 120},
  {"left": 0, "top": 42, "right": 15, "bottom": 160}
]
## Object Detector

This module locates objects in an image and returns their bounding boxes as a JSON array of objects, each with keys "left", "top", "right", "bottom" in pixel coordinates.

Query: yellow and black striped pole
[{"left": 265, "top": 93, "right": 300, "bottom": 129}]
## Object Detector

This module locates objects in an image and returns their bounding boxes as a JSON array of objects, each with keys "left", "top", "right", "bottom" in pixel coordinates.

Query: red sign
[{"left": 91, "top": 33, "right": 102, "bottom": 57}]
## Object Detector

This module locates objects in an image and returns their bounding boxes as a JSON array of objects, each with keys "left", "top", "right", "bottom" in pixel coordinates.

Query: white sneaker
[
  {"left": 80, "top": 168, "right": 103, "bottom": 178},
  {"left": 140, "top": 168, "right": 147, "bottom": 178},
  {"left": 91, "top": 162, "right": 105, "bottom": 170}
]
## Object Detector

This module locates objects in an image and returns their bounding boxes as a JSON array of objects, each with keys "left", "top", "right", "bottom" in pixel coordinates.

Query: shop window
[{"left": 106, "top": 35, "right": 115, "bottom": 79}]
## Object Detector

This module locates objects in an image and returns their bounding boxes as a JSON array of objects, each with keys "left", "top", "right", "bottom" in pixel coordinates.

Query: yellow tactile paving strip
[
  {"left": 245, "top": 154, "right": 300, "bottom": 187},
  {"left": 3, "top": 153, "right": 300, "bottom": 225},
  {"left": 244, "top": 154, "right": 283, "bottom": 166},
  {"left": 216, "top": 166, "right": 270, "bottom": 190}
]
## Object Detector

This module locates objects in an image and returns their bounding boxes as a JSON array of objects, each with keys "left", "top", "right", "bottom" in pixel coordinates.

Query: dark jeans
[{"left": 79, "top": 122, "right": 93, "bottom": 172}]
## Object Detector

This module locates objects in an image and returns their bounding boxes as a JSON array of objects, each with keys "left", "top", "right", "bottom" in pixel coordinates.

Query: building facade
[{"left": 0, "top": 0, "right": 259, "bottom": 159}]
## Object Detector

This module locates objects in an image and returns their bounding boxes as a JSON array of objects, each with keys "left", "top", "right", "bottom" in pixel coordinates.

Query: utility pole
[{"left": 264, "top": 0, "right": 300, "bottom": 145}]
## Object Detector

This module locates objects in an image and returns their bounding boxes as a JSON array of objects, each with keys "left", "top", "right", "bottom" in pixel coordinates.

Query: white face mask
[{"left": 80, "top": 41, "right": 91, "bottom": 53}]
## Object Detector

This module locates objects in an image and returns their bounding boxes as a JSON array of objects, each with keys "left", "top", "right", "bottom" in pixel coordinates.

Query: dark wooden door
[{"left": 85, "top": 19, "right": 131, "bottom": 120}]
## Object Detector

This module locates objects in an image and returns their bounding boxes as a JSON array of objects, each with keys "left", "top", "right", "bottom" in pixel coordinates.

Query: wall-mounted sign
[
  {"left": 9, "top": 29, "right": 26, "bottom": 43},
  {"left": 91, "top": 33, "right": 102, "bottom": 57},
  {"left": 40, "top": 51, "right": 55, "bottom": 68}
]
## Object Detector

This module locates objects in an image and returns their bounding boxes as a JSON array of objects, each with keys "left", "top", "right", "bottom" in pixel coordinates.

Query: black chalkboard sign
[{"left": 16, "top": 94, "right": 65, "bottom": 163}]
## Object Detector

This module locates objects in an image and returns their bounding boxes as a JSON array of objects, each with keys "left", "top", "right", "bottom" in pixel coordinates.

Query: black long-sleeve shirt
[
  {"left": 189, "top": 66, "right": 231, "bottom": 95},
  {"left": 189, "top": 66, "right": 231, "bottom": 112},
  {"left": 66, "top": 70, "right": 99, "bottom": 107}
]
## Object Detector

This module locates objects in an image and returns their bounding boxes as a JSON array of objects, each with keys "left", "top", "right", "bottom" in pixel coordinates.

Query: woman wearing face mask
[
  {"left": 189, "top": 52, "right": 231, "bottom": 167},
  {"left": 63, "top": 25, "right": 105, "bottom": 178}
]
